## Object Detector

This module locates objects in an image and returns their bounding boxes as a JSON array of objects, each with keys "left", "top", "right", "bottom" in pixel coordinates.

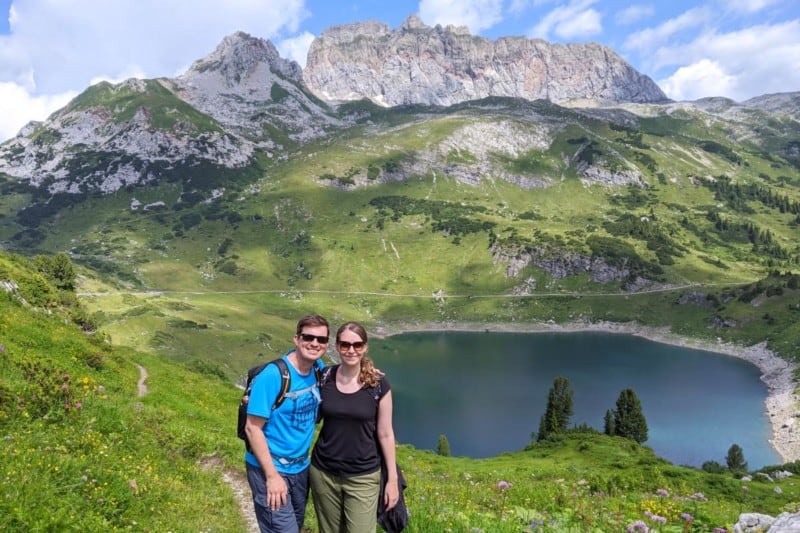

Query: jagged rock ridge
[
  {"left": 173, "top": 31, "right": 343, "bottom": 144},
  {"left": 304, "top": 15, "right": 669, "bottom": 107},
  {"left": 0, "top": 32, "right": 344, "bottom": 195}
]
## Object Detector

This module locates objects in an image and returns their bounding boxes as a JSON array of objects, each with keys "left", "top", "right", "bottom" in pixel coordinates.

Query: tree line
[{"left": 436, "top": 376, "right": 751, "bottom": 476}]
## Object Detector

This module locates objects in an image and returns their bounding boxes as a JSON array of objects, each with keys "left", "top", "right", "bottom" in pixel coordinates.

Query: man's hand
[{"left": 266, "top": 472, "right": 288, "bottom": 510}]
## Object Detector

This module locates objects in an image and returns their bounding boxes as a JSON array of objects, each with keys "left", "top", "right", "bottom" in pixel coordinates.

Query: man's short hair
[{"left": 295, "top": 314, "right": 329, "bottom": 336}]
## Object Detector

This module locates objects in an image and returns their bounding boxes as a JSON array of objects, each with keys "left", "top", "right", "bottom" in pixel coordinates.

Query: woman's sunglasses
[{"left": 337, "top": 341, "right": 366, "bottom": 350}]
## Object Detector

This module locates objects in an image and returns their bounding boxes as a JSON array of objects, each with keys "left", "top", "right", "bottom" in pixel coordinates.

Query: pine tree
[
  {"left": 613, "top": 388, "right": 648, "bottom": 443},
  {"left": 437, "top": 434, "right": 451, "bottom": 457},
  {"left": 537, "top": 376, "right": 574, "bottom": 441},
  {"left": 603, "top": 409, "right": 616, "bottom": 436},
  {"left": 726, "top": 444, "right": 748, "bottom": 473}
]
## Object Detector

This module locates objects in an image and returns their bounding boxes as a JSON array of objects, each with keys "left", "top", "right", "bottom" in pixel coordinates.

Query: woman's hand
[{"left": 384, "top": 478, "right": 400, "bottom": 510}]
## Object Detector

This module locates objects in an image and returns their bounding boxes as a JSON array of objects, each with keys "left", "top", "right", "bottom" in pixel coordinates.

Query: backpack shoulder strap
[
  {"left": 271, "top": 357, "right": 291, "bottom": 410},
  {"left": 318, "top": 362, "right": 335, "bottom": 388},
  {"left": 370, "top": 376, "right": 384, "bottom": 403}
]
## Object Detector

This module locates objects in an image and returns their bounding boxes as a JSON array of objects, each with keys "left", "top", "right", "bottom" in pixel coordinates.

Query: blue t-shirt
[{"left": 245, "top": 353, "right": 322, "bottom": 474}]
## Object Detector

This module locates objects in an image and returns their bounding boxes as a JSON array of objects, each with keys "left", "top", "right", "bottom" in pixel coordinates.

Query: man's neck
[{"left": 287, "top": 351, "right": 313, "bottom": 374}]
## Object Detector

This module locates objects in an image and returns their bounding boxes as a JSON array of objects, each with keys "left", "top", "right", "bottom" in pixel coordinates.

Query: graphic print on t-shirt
[{"left": 285, "top": 383, "right": 320, "bottom": 431}]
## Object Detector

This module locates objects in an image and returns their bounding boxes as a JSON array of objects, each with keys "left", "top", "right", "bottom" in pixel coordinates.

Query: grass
[
  {"left": 2, "top": 95, "right": 800, "bottom": 530},
  {"left": 4, "top": 252, "right": 800, "bottom": 532}
]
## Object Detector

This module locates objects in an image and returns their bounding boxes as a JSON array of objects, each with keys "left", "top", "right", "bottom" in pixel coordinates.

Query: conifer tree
[
  {"left": 537, "top": 376, "right": 574, "bottom": 441},
  {"left": 603, "top": 409, "right": 616, "bottom": 436},
  {"left": 726, "top": 444, "right": 748, "bottom": 473},
  {"left": 613, "top": 388, "right": 648, "bottom": 443},
  {"left": 437, "top": 434, "right": 451, "bottom": 457}
]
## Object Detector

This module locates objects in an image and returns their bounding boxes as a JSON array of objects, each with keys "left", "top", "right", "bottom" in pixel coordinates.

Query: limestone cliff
[{"left": 304, "top": 15, "right": 668, "bottom": 107}]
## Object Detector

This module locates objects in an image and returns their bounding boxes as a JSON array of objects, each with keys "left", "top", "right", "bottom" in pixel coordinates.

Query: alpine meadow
[{"left": 1, "top": 18, "right": 800, "bottom": 532}]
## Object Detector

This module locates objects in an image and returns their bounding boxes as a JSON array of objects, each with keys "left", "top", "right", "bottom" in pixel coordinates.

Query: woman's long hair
[{"left": 336, "top": 321, "right": 378, "bottom": 388}]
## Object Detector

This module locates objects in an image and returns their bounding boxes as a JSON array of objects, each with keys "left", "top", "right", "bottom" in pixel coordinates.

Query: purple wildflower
[
  {"left": 690, "top": 492, "right": 708, "bottom": 501},
  {"left": 497, "top": 480, "right": 512, "bottom": 489},
  {"left": 681, "top": 513, "right": 693, "bottom": 522},
  {"left": 650, "top": 515, "right": 667, "bottom": 524},
  {"left": 0, "top": 344, "right": 5, "bottom": 352},
  {"left": 713, "top": 528, "right": 728, "bottom": 533},
  {"left": 626, "top": 520, "right": 649, "bottom": 532},
  {"left": 656, "top": 488, "right": 669, "bottom": 497}
]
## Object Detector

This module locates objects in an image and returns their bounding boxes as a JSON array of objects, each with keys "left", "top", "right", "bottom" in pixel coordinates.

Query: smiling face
[
  {"left": 293, "top": 324, "right": 329, "bottom": 365},
  {"left": 336, "top": 328, "right": 367, "bottom": 368}
]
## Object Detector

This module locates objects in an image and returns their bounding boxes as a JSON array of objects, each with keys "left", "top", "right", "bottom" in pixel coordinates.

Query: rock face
[
  {"left": 304, "top": 15, "right": 669, "bottom": 107},
  {"left": 0, "top": 32, "right": 343, "bottom": 195},
  {"left": 174, "top": 31, "right": 342, "bottom": 144}
]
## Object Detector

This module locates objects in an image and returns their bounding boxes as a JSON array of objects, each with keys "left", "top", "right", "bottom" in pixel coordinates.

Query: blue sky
[{"left": 0, "top": 0, "right": 798, "bottom": 141}]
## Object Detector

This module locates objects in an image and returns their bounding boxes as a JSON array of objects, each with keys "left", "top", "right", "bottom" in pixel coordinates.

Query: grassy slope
[
  {"left": 3, "top": 252, "right": 800, "bottom": 533},
  {"left": 0, "top": 253, "right": 246, "bottom": 531},
  {"left": 38, "top": 103, "right": 794, "bottom": 379}
]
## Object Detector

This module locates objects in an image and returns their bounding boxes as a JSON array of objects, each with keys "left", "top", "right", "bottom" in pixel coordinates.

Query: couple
[{"left": 244, "top": 314, "right": 400, "bottom": 533}]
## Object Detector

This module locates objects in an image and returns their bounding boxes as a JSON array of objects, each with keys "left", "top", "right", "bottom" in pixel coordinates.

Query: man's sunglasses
[
  {"left": 299, "top": 333, "right": 329, "bottom": 344},
  {"left": 337, "top": 341, "right": 366, "bottom": 350}
]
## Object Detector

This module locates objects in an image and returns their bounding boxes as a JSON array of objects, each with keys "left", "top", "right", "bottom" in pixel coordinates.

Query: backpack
[{"left": 237, "top": 354, "right": 324, "bottom": 452}]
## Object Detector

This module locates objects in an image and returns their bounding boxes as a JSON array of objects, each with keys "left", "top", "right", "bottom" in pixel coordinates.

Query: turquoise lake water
[{"left": 372, "top": 331, "right": 781, "bottom": 468}]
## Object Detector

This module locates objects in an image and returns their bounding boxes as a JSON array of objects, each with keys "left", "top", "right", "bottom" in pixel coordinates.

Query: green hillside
[
  {"left": 5, "top": 98, "right": 799, "bottom": 377},
  {"left": 2, "top": 250, "right": 800, "bottom": 532}
]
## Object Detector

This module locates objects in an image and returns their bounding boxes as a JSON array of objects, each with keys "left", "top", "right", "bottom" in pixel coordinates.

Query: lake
[{"left": 373, "top": 331, "right": 781, "bottom": 469}]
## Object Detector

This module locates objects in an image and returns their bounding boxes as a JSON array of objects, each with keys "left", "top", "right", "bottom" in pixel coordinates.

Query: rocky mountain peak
[
  {"left": 304, "top": 16, "right": 668, "bottom": 107},
  {"left": 401, "top": 14, "right": 426, "bottom": 31},
  {"left": 183, "top": 31, "right": 301, "bottom": 85}
]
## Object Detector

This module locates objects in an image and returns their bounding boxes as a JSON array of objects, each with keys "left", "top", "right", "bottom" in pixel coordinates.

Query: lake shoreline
[{"left": 372, "top": 320, "right": 799, "bottom": 465}]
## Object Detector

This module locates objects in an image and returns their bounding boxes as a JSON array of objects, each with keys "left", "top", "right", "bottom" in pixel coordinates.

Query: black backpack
[{"left": 237, "top": 356, "right": 324, "bottom": 452}]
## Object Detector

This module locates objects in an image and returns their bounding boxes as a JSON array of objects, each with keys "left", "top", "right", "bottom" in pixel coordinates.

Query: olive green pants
[{"left": 309, "top": 464, "right": 381, "bottom": 533}]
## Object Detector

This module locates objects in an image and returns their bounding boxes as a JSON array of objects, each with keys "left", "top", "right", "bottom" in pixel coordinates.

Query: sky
[{"left": 0, "top": 0, "right": 798, "bottom": 142}]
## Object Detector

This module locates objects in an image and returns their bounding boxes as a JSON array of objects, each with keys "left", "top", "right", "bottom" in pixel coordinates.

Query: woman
[{"left": 310, "top": 322, "right": 400, "bottom": 533}]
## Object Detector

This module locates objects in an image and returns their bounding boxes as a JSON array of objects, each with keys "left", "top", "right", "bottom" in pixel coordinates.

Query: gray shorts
[{"left": 246, "top": 462, "right": 309, "bottom": 533}]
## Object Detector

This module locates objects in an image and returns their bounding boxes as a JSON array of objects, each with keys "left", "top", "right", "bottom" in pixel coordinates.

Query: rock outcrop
[{"left": 304, "top": 15, "right": 669, "bottom": 108}]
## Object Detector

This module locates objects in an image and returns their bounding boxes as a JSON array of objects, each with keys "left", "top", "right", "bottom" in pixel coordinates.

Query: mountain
[
  {"left": 0, "top": 32, "right": 344, "bottom": 198},
  {"left": 0, "top": 27, "right": 799, "bottom": 373},
  {"left": 304, "top": 15, "right": 669, "bottom": 107}
]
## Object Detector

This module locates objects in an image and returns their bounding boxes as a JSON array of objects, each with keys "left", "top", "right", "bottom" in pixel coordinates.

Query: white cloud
[
  {"left": 0, "top": 82, "right": 76, "bottom": 140},
  {"left": 528, "top": 0, "right": 602, "bottom": 41},
  {"left": 655, "top": 21, "right": 800, "bottom": 101},
  {"left": 623, "top": 7, "right": 710, "bottom": 55},
  {"left": 658, "top": 59, "right": 735, "bottom": 101},
  {"left": 724, "top": 0, "right": 781, "bottom": 14},
  {"left": 418, "top": 0, "right": 504, "bottom": 33},
  {"left": 278, "top": 31, "right": 316, "bottom": 68},
  {"left": 615, "top": 4, "right": 654, "bottom": 26}
]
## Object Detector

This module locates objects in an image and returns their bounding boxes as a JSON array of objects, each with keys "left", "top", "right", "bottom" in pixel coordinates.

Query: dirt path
[
  {"left": 200, "top": 455, "right": 259, "bottom": 532},
  {"left": 136, "top": 364, "right": 148, "bottom": 397}
]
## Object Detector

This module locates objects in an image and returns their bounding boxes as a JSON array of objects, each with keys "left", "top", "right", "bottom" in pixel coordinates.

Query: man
[{"left": 244, "top": 314, "right": 330, "bottom": 533}]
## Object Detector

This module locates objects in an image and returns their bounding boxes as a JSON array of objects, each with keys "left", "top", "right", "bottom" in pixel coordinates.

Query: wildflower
[
  {"left": 681, "top": 513, "right": 693, "bottom": 522},
  {"left": 741, "top": 485, "right": 749, "bottom": 491},
  {"left": 656, "top": 488, "right": 669, "bottom": 497},
  {"left": 713, "top": 528, "right": 728, "bottom": 533},
  {"left": 0, "top": 344, "right": 5, "bottom": 352},
  {"left": 75, "top": 402, "right": 83, "bottom": 409},
  {"left": 626, "top": 520, "right": 649, "bottom": 532},
  {"left": 690, "top": 492, "right": 708, "bottom": 501},
  {"left": 650, "top": 515, "right": 667, "bottom": 524},
  {"left": 497, "top": 480, "right": 512, "bottom": 489}
]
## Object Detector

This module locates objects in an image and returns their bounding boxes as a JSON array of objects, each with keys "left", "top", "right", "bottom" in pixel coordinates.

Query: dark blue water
[{"left": 374, "top": 331, "right": 781, "bottom": 468}]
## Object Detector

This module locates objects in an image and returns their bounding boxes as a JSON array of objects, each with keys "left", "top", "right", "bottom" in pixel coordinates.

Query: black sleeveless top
[{"left": 311, "top": 365, "right": 391, "bottom": 477}]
